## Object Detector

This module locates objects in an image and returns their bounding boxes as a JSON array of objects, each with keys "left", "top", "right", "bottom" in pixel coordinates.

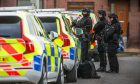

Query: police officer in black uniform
[
  {"left": 73, "top": 8, "right": 100, "bottom": 79},
  {"left": 94, "top": 10, "right": 107, "bottom": 72},
  {"left": 72, "top": 8, "right": 92, "bottom": 62},
  {"left": 106, "top": 13, "right": 121, "bottom": 73}
]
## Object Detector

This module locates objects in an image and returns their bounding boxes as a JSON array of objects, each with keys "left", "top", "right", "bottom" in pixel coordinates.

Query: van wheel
[
  {"left": 66, "top": 65, "right": 77, "bottom": 82},
  {"left": 38, "top": 63, "right": 47, "bottom": 84}
]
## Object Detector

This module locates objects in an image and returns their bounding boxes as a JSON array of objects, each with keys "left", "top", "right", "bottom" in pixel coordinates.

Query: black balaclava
[
  {"left": 82, "top": 8, "right": 90, "bottom": 17},
  {"left": 108, "top": 13, "right": 119, "bottom": 24},
  {"left": 98, "top": 10, "right": 106, "bottom": 21}
]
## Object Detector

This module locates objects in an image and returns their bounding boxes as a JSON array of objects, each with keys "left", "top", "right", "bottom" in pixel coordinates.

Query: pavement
[
  {"left": 66, "top": 54, "right": 140, "bottom": 84},
  {"left": 124, "top": 48, "right": 140, "bottom": 53}
]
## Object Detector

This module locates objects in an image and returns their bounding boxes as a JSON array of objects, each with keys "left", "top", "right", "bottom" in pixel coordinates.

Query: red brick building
[{"left": 0, "top": 0, "right": 140, "bottom": 49}]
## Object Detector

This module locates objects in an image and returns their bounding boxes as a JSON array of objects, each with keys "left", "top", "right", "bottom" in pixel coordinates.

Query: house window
[
  {"left": 17, "top": 0, "right": 32, "bottom": 6},
  {"left": 17, "top": 0, "right": 43, "bottom": 8},
  {"left": 67, "top": 2, "right": 94, "bottom": 11}
]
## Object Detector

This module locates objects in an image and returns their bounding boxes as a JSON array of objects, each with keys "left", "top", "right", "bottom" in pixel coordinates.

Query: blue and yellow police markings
[{"left": 47, "top": 43, "right": 61, "bottom": 72}]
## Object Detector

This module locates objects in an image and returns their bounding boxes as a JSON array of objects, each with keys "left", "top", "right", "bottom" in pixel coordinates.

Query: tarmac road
[{"left": 66, "top": 55, "right": 140, "bottom": 84}]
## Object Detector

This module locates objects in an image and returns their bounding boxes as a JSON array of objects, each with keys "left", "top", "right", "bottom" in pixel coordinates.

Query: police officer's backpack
[
  {"left": 77, "top": 61, "right": 99, "bottom": 78},
  {"left": 103, "top": 24, "right": 115, "bottom": 43}
]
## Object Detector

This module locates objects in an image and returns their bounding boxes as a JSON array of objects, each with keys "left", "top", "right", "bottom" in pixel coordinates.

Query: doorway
[{"left": 109, "top": 0, "right": 130, "bottom": 36}]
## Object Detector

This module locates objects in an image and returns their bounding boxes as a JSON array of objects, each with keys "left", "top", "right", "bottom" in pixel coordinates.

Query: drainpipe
[
  {"left": 54, "top": 0, "right": 56, "bottom": 8},
  {"left": 30, "top": 0, "right": 39, "bottom": 9}
]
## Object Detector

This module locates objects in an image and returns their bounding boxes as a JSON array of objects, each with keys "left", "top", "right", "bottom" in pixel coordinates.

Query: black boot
[
  {"left": 106, "top": 70, "right": 119, "bottom": 73},
  {"left": 92, "top": 75, "right": 101, "bottom": 79},
  {"left": 96, "top": 67, "right": 106, "bottom": 72}
]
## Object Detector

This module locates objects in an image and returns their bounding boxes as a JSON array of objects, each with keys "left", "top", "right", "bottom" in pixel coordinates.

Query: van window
[
  {"left": 30, "top": 16, "right": 45, "bottom": 37},
  {"left": 39, "top": 17, "right": 58, "bottom": 33},
  {"left": 0, "top": 16, "right": 21, "bottom": 38},
  {"left": 62, "top": 15, "right": 72, "bottom": 32},
  {"left": 26, "top": 15, "right": 37, "bottom": 35}
]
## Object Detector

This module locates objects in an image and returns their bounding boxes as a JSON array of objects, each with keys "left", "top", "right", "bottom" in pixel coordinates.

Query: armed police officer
[
  {"left": 72, "top": 8, "right": 92, "bottom": 62},
  {"left": 94, "top": 10, "right": 107, "bottom": 72},
  {"left": 72, "top": 8, "right": 100, "bottom": 79},
  {"left": 106, "top": 13, "right": 121, "bottom": 73}
]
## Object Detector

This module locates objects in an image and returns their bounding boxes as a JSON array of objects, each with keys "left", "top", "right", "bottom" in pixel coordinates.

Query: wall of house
[{"left": 128, "top": 0, "right": 140, "bottom": 48}]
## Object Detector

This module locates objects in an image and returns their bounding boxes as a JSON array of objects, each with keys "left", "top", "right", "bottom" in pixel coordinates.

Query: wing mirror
[
  {"left": 49, "top": 31, "right": 64, "bottom": 47},
  {"left": 49, "top": 31, "right": 58, "bottom": 41}
]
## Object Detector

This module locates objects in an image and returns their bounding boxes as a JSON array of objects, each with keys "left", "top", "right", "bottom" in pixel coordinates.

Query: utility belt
[{"left": 81, "top": 34, "right": 90, "bottom": 42}]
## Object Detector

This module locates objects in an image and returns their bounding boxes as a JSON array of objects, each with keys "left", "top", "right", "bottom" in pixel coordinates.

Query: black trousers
[
  {"left": 81, "top": 41, "right": 90, "bottom": 62},
  {"left": 107, "top": 44, "right": 119, "bottom": 72},
  {"left": 97, "top": 42, "right": 107, "bottom": 68},
  {"left": 99, "top": 53, "right": 107, "bottom": 68}
]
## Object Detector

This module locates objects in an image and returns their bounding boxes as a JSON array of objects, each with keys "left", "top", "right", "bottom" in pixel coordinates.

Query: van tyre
[
  {"left": 66, "top": 65, "right": 77, "bottom": 82},
  {"left": 38, "top": 63, "right": 47, "bottom": 84}
]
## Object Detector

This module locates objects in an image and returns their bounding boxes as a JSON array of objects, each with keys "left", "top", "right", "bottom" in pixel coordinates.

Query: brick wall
[
  {"left": 0, "top": 0, "right": 17, "bottom": 7},
  {"left": 128, "top": 0, "right": 140, "bottom": 48},
  {"left": 94, "top": 0, "right": 108, "bottom": 13},
  {"left": 44, "top": 0, "right": 54, "bottom": 8},
  {"left": 43, "top": 0, "right": 108, "bottom": 14}
]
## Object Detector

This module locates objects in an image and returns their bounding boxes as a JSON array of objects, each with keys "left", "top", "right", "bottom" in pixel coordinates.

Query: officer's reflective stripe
[
  {"left": 90, "top": 41, "right": 96, "bottom": 49},
  {"left": 90, "top": 45, "right": 94, "bottom": 49},
  {"left": 48, "top": 56, "right": 51, "bottom": 71}
]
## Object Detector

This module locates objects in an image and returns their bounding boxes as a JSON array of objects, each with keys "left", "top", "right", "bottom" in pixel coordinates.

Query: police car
[
  {"left": 0, "top": 7, "right": 64, "bottom": 84},
  {"left": 34, "top": 9, "right": 79, "bottom": 82}
]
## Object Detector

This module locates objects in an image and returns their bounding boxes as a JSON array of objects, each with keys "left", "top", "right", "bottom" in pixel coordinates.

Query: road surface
[{"left": 66, "top": 55, "right": 140, "bottom": 84}]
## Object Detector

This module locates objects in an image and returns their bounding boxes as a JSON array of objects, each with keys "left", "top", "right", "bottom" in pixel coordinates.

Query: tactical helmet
[
  {"left": 108, "top": 13, "right": 118, "bottom": 19},
  {"left": 82, "top": 8, "right": 90, "bottom": 16},
  {"left": 98, "top": 10, "right": 106, "bottom": 17}
]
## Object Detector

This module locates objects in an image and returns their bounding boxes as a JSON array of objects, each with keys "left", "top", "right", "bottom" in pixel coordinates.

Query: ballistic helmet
[
  {"left": 82, "top": 8, "right": 90, "bottom": 17},
  {"left": 98, "top": 10, "right": 106, "bottom": 17}
]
